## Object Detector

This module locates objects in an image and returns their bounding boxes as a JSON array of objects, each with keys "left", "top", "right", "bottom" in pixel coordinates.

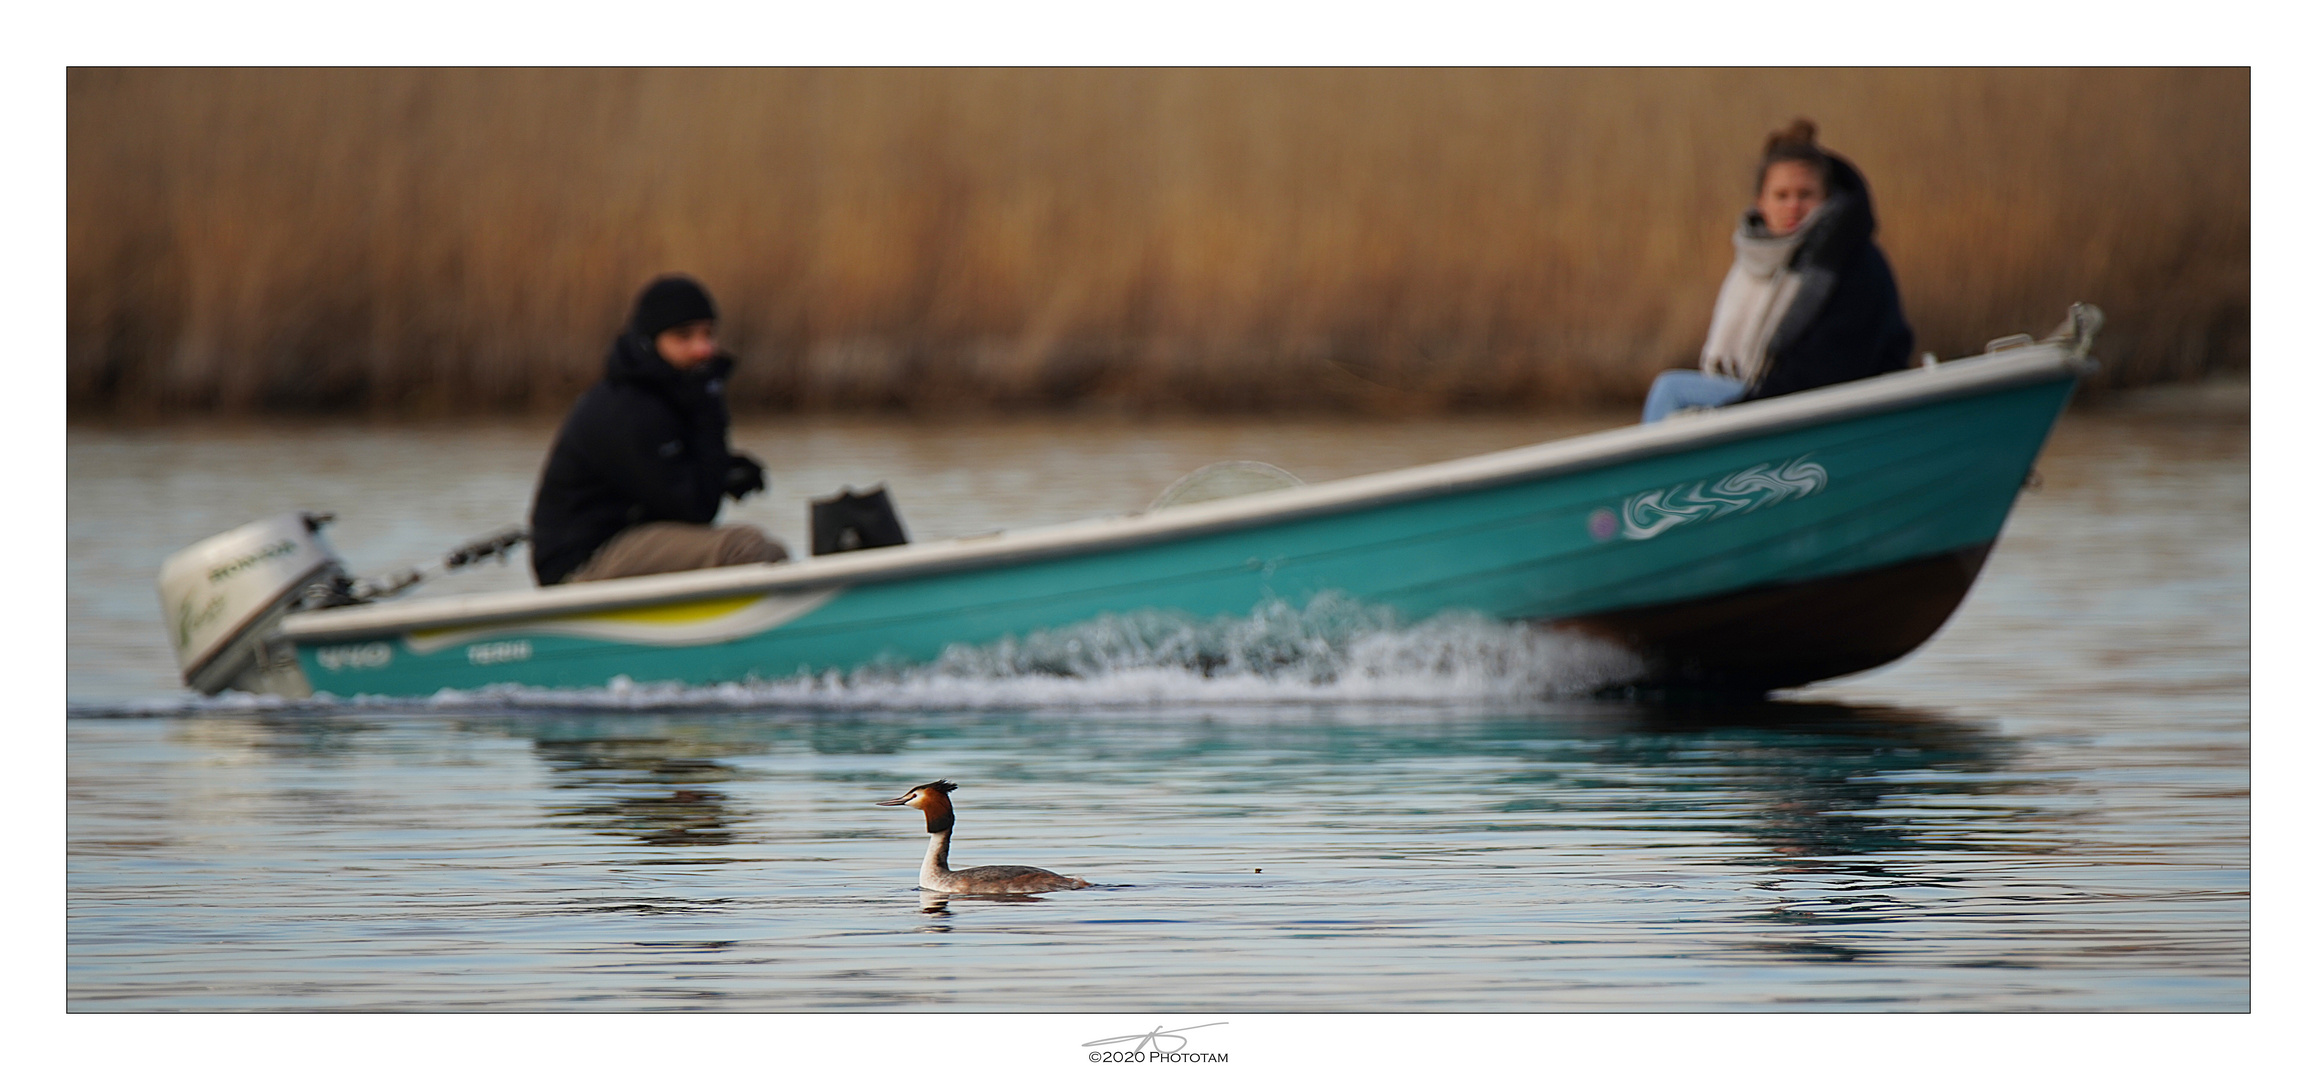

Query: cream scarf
[{"left": 1698, "top": 214, "right": 1811, "bottom": 385}]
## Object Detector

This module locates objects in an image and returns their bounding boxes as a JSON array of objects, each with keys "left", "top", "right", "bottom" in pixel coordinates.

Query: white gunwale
[{"left": 281, "top": 345, "right": 2086, "bottom": 643}]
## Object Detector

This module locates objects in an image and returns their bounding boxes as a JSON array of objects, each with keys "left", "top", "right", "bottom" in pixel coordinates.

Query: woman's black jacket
[
  {"left": 1746, "top": 154, "right": 1916, "bottom": 401},
  {"left": 528, "top": 334, "right": 740, "bottom": 585}
]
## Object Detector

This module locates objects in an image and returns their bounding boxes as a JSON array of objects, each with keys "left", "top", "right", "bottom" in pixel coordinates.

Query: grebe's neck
[
  {"left": 913, "top": 791, "right": 958, "bottom": 889},
  {"left": 922, "top": 826, "right": 953, "bottom": 880}
]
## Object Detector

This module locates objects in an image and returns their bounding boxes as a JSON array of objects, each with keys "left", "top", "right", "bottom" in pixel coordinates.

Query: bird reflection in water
[{"left": 914, "top": 893, "right": 1048, "bottom": 923}]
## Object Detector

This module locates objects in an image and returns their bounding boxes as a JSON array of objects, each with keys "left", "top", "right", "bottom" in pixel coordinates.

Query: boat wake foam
[{"left": 77, "top": 594, "right": 1645, "bottom": 716}]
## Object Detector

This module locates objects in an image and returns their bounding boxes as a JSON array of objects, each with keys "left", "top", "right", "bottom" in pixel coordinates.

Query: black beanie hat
[{"left": 629, "top": 274, "right": 718, "bottom": 339}]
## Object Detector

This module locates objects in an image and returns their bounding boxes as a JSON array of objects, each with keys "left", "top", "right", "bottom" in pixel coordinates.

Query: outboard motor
[{"left": 155, "top": 512, "right": 346, "bottom": 696}]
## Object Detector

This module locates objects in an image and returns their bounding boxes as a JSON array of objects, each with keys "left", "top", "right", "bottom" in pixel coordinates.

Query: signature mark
[{"left": 1082, "top": 1022, "right": 1228, "bottom": 1052}]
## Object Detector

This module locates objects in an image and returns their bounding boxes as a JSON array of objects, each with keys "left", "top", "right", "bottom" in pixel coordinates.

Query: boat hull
[
  {"left": 1558, "top": 541, "right": 1992, "bottom": 690},
  {"left": 282, "top": 348, "right": 2081, "bottom": 698}
]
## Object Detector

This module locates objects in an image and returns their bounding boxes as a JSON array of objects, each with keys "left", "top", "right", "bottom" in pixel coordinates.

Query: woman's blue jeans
[{"left": 1641, "top": 370, "right": 1747, "bottom": 423}]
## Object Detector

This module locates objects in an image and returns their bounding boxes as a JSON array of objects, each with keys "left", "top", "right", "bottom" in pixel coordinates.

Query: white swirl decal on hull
[{"left": 1604, "top": 457, "right": 1828, "bottom": 541}]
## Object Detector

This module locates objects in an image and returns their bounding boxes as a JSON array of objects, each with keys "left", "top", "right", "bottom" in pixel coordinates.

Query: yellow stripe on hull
[{"left": 403, "top": 588, "right": 842, "bottom": 654}]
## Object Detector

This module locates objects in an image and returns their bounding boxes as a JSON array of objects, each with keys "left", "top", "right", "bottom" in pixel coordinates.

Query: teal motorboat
[{"left": 158, "top": 308, "right": 2101, "bottom": 699}]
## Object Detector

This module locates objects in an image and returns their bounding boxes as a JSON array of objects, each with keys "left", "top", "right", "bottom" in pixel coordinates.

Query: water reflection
[
  {"left": 531, "top": 728, "right": 765, "bottom": 847},
  {"left": 801, "top": 717, "right": 918, "bottom": 757},
  {"left": 169, "top": 712, "right": 388, "bottom": 759},
  {"left": 1610, "top": 699, "right": 2037, "bottom": 867},
  {"left": 1590, "top": 701, "right": 2056, "bottom": 967},
  {"left": 477, "top": 698, "right": 2035, "bottom": 872},
  {"left": 915, "top": 894, "right": 1050, "bottom": 919},
  {"left": 68, "top": 696, "right": 2242, "bottom": 1008},
  {"left": 155, "top": 700, "right": 2039, "bottom": 880}
]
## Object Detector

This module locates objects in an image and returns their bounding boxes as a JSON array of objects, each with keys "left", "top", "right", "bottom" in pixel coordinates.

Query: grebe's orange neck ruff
[{"left": 917, "top": 790, "right": 955, "bottom": 836}]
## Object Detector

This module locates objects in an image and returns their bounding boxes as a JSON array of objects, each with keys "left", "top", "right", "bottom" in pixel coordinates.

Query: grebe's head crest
[
  {"left": 880, "top": 778, "right": 963, "bottom": 829},
  {"left": 876, "top": 780, "right": 959, "bottom": 832},
  {"left": 875, "top": 779, "right": 956, "bottom": 804}
]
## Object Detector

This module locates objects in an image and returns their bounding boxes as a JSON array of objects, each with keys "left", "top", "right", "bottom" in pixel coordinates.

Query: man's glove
[{"left": 724, "top": 452, "right": 767, "bottom": 501}]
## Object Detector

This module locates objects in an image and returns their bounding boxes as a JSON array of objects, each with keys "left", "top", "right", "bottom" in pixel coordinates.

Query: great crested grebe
[{"left": 875, "top": 780, "right": 1091, "bottom": 895}]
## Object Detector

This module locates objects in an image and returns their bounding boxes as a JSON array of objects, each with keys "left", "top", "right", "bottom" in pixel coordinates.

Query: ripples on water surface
[{"left": 65, "top": 393, "right": 2248, "bottom": 1013}]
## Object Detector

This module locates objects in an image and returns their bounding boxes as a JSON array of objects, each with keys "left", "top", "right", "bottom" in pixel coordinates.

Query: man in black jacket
[{"left": 528, "top": 275, "right": 786, "bottom": 586}]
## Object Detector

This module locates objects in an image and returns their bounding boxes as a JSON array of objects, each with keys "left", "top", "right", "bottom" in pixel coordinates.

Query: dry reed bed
[{"left": 67, "top": 68, "right": 2248, "bottom": 417}]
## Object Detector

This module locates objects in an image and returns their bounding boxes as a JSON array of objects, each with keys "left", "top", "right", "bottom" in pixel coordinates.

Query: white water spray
[{"left": 81, "top": 594, "right": 1644, "bottom": 716}]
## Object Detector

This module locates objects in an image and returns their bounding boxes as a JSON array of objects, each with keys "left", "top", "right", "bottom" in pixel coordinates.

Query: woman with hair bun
[{"left": 1642, "top": 119, "right": 1915, "bottom": 422}]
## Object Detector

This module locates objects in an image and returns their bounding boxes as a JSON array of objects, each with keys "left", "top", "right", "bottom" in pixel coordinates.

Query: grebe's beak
[{"left": 874, "top": 793, "right": 912, "bottom": 806}]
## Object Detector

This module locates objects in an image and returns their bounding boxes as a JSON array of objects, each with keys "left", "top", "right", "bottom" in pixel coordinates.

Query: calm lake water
[{"left": 64, "top": 388, "right": 2249, "bottom": 1012}]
